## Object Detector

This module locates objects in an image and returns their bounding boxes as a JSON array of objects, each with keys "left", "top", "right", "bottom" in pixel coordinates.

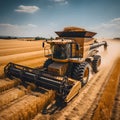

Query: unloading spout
[{"left": 90, "top": 41, "right": 107, "bottom": 50}]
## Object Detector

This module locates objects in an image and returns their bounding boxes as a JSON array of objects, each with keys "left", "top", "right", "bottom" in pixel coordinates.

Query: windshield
[{"left": 52, "top": 44, "right": 71, "bottom": 59}]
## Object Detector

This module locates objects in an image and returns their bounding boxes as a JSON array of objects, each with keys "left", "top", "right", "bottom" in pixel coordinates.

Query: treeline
[
  {"left": 0, "top": 36, "right": 18, "bottom": 39},
  {"left": 35, "top": 36, "right": 54, "bottom": 40},
  {"left": 0, "top": 36, "right": 54, "bottom": 40},
  {"left": 0, "top": 36, "right": 34, "bottom": 39},
  {"left": 114, "top": 37, "right": 120, "bottom": 40}
]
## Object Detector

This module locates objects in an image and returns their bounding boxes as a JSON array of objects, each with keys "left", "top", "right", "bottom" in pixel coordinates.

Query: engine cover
[{"left": 48, "top": 62, "right": 68, "bottom": 76}]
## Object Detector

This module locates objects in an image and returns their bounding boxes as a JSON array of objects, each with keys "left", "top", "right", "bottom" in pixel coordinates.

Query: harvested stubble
[
  {"left": 18, "top": 57, "right": 46, "bottom": 67},
  {"left": 0, "top": 79, "right": 21, "bottom": 93},
  {"left": 0, "top": 90, "right": 55, "bottom": 120},
  {"left": 0, "top": 46, "right": 42, "bottom": 56},
  {"left": 0, "top": 40, "right": 43, "bottom": 50},
  {"left": 0, "top": 39, "right": 49, "bottom": 78},
  {"left": 0, "top": 57, "right": 46, "bottom": 78},
  {"left": 0, "top": 50, "right": 44, "bottom": 66},
  {"left": 32, "top": 114, "right": 44, "bottom": 120},
  {"left": 0, "top": 87, "right": 26, "bottom": 109},
  {"left": 0, "top": 66, "right": 7, "bottom": 78}
]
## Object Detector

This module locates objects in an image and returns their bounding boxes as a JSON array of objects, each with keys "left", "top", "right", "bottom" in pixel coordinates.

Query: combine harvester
[{"left": 4, "top": 27, "right": 107, "bottom": 109}]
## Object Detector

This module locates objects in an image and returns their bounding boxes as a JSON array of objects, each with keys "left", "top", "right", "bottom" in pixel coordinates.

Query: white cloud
[
  {"left": 54, "top": 0, "right": 64, "bottom": 1},
  {"left": 111, "top": 18, "right": 120, "bottom": 23},
  {"left": 27, "top": 24, "right": 37, "bottom": 28},
  {"left": 0, "top": 24, "right": 37, "bottom": 28},
  {"left": 15, "top": 5, "right": 39, "bottom": 13},
  {"left": 89, "top": 17, "right": 120, "bottom": 38},
  {"left": 52, "top": 0, "right": 68, "bottom": 5},
  {"left": 0, "top": 24, "right": 16, "bottom": 28}
]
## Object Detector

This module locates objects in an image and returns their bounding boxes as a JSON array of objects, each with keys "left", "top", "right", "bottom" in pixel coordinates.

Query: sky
[{"left": 0, "top": 0, "right": 120, "bottom": 38}]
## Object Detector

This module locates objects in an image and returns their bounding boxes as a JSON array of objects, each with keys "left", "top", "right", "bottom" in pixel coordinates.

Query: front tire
[
  {"left": 72, "top": 62, "right": 90, "bottom": 87},
  {"left": 92, "top": 55, "right": 101, "bottom": 73}
]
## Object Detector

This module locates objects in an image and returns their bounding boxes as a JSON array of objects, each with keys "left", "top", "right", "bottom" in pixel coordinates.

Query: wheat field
[
  {"left": 0, "top": 38, "right": 120, "bottom": 120},
  {"left": 0, "top": 39, "right": 56, "bottom": 120},
  {"left": 0, "top": 39, "right": 47, "bottom": 78}
]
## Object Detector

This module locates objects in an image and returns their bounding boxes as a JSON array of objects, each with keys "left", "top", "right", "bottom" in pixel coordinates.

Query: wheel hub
[{"left": 83, "top": 67, "right": 89, "bottom": 84}]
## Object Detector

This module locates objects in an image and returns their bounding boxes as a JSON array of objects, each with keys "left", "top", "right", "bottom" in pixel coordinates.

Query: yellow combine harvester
[{"left": 4, "top": 27, "right": 107, "bottom": 103}]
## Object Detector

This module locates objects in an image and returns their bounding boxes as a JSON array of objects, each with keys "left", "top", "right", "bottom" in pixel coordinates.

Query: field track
[{"left": 0, "top": 39, "right": 120, "bottom": 120}]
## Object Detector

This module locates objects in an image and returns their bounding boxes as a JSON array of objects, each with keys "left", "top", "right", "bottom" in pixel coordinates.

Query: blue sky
[{"left": 0, "top": 0, "right": 120, "bottom": 38}]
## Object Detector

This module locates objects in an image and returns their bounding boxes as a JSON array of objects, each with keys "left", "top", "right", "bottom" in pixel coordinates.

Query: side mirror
[
  {"left": 42, "top": 42, "right": 45, "bottom": 48},
  {"left": 76, "top": 44, "right": 80, "bottom": 50}
]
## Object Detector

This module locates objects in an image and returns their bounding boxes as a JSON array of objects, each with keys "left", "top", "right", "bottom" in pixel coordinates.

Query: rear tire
[
  {"left": 43, "top": 59, "right": 53, "bottom": 68},
  {"left": 72, "top": 62, "right": 90, "bottom": 87},
  {"left": 92, "top": 55, "right": 101, "bottom": 73}
]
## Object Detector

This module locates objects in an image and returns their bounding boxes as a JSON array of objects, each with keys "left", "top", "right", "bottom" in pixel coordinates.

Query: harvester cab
[
  {"left": 48, "top": 39, "right": 73, "bottom": 60},
  {"left": 4, "top": 27, "right": 107, "bottom": 104},
  {"left": 43, "top": 28, "right": 107, "bottom": 63}
]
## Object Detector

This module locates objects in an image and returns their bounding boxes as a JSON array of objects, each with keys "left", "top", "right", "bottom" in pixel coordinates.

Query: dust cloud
[{"left": 98, "top": 39, "right": 120, "bottom": 68}]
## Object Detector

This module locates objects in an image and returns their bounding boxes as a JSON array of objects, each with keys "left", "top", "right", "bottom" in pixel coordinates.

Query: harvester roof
[{"left": 55, "top": 26, "right": 96, "bottom": 38}]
